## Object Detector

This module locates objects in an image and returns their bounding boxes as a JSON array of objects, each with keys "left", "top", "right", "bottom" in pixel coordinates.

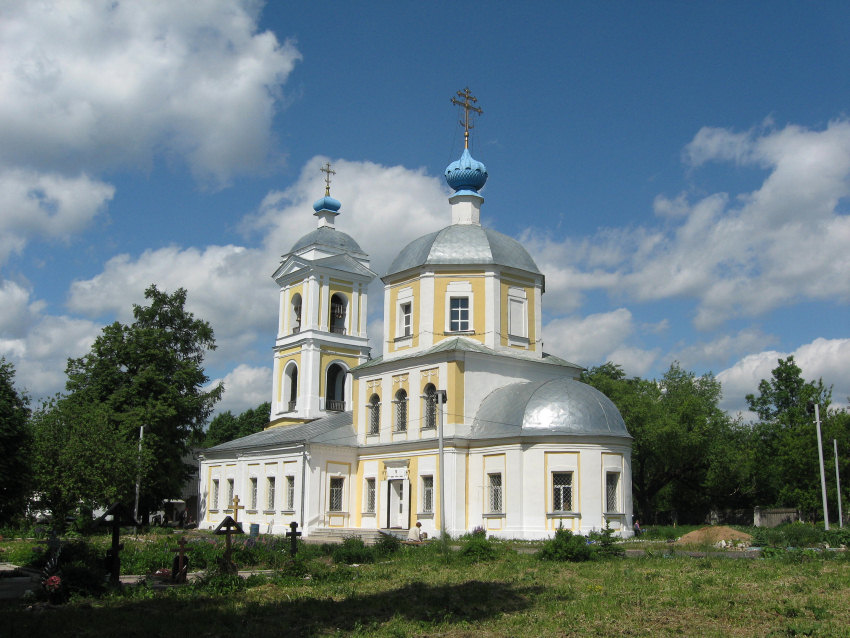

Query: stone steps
[{"left": 305, "top": 528, "right": 402, "bottom": 545}]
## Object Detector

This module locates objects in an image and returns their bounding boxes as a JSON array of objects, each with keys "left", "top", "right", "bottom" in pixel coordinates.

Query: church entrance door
[{"left": 386, "top": 479, "right": 409, "bottom": 529}]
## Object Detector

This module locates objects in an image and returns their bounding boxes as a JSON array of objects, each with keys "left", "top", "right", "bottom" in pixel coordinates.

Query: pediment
[{"left": 272, "top": 252, "right": 377, "bottom": 284}]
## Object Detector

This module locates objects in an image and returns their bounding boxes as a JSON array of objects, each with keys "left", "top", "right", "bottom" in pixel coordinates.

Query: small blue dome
[
  {"left": 445, "top": 148, "right": 488, "bottom": 193},
  {"left": 313, "top": 196, "right": 341, "bottom": 213}
]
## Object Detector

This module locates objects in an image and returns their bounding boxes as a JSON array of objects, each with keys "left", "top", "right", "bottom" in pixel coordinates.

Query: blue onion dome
[
  {"left": 445, "top": 148, "right": 488, "bottom": 193},
  {"left": 313, "top": 195, "right": 341, "bottom": 213}
]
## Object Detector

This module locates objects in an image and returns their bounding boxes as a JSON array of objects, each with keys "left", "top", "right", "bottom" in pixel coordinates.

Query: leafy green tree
[
  {"left": 582, "top": 362, "right": 744, "bottom": 522},
  {"left": 204, "top": 402, "right": 271, "bottom": 447},
  {"left": 54, "top": 285, "right": 222, "bottom": 518},
  {"left": 30, "top": 398, "right": 139, "bottom": 524},
  {"left": 0, "top": 358, "right": 31, "bottom": 524},
  {"left": 746, "top": 356, "right": 833, "bottom": 515}
]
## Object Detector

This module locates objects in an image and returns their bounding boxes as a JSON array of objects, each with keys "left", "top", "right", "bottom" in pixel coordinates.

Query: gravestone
[
  {"left": 98, "top": 502, "right": 139, "bottom": 586},
  {"left": 171, "top": 536, "right": 192, "bottom": 583},
  {"left": 213, "top": 515, "right": 244, "bottom": 574},
  {"left": 286, "top": 521, "right": 302, "bottom": 557}
]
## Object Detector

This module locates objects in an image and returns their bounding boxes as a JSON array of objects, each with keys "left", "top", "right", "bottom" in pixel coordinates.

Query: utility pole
[
  {"left": 835, "top": 439, "right": 844, "bottom": 528},
  {"left": 133, "top": 423, "right": 145, "bottom": 534},
  {"left": 436, "top": 390, "right": 447, "bottom": 541},
  {"left": 808, "top": 402, "right": 829, "bottom": 531}
]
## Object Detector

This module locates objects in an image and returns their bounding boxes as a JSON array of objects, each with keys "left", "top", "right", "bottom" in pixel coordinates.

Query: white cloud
[
  {"left": 521, "top": 120, "right": 850, "bottom": 330},
  {"left": 0, "top": 169, "right": 114, "bottom": 263},
  {"left": 0, "top": 0, "right": 300, "bottom": 184},
  {"left": 543, "top": 308, "right": 637, "bottom": 367},
  {"left": 717, "top": 338, "right": 850, "bottom": 416},
  {"left": 670, "top": 328, "right": 776, "bottom": 371},
  {"left": 208, "top": 364, "right": 272, "bottom": 416}
]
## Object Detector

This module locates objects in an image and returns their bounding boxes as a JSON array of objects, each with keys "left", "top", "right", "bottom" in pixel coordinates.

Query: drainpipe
[
  {"left": 300, "top": 443, "right": 308, "bottom": 532},
  {"left": 437, "top": 390, "right": 447, "bottom": 540}
]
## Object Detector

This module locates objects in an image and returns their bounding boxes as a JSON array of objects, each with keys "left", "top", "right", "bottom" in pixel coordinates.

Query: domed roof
[
  {"left": 445, "top": 148, "right": 488, "bottom": 193},
  {"left": 385, "top": 224, "right": 541, "bottom": 277},
  {"left": 471, "top": 378, "right": 630, "bottom": 439},
  {"left": 289, "top": 226, "right": 364, "bottom": 255}
]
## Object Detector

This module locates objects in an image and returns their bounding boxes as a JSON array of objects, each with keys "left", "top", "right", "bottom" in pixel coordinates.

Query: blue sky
[{"left": 2, "top": 1, "right": 850, "bottom": 419}]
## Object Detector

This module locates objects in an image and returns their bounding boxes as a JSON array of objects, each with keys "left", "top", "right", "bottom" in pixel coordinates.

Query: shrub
[
  {"left": 539, "top": 528, "right": 595, "bottom": 562},
  {"left": 458, "top": 535, "right": 498, "bottom": 563},
  {"left": 590, "top": 522, "right": 625, "bottom": 557},
  {"left": 332, "top": 537, "right": 374, "bottom": 565},
  {"left": 374, "top": 532, "right": 401, "bottom": 557}
]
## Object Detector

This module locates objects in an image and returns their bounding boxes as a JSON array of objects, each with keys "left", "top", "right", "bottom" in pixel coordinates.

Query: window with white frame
[
  {"left": 606, "top": 472, "right": 620, "bottom": 513},
  {"left": 449, "top": 297, "right": 470, "bottom": 332},
  {"left": 250, "top": 477, "right": 258, "bottom": 510},
  {"left": 488, "top": 473, "right": 503, "bottom": 513},
  {"left": 285, "top": 476, "right": 295, "bottom": 511},
  {"left": 507, "top": 287, "right": 528, "bottom": 339},
  {"left": 212, "top": 479, "right": 219, "bottom": 510},
  {"left": 552, "top": 472, "right": 573, "bottom": 511},
  {"left": 393, "top": 389, "right": 408, "bottom": 432},
  {"left": 267, "top": 477, "right": 276, "bottom": 510},
  {"left": 329, "top": 477, "right": 344, "bottom": 512},
  {"left": 226, "top": 479, "right": 234, "bottom": 507},
  {"left": 400, "top": 302, "right": 412, "bottom": 337},
  {"left": 365, "top": 478, "right": 376, "bottom": 513},
  {"left": 422, "top": 475, "right": 434, "bottom": 513},
  {"left": 422, "top": 384, "right": 437, "bottom": 429},
  {"left": 368, "top": 394, "right": 380, "bottom": 435}
]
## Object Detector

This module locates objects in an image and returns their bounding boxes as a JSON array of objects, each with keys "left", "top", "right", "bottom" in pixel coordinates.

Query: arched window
[
  {"left": 368, "top": 394, "right": 380, "bottom": 435},
  {"left": 422, "top": 384, "right": 437, "bottom": 430},
  {"left": 330, "top": 293, "right": 347, "bottom": 334},
  {"left": 291, "top": 293, "right": 302, "bottom": 334},
  {"left": 325, "top": 363, "right": 346, "bottom": 412},
  {"left": 393, "top": 389, "right": 408, "bottom": 432},
  {"left": 284, "top": 362, "right": 298, "bottom": 412}
]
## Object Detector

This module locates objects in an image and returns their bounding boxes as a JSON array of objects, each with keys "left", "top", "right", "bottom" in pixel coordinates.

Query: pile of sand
[{"left": 674, "top": 526, "right": 752, "bottom": 545}]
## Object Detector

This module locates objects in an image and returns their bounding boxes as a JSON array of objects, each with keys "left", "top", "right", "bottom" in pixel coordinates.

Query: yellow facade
[
  {"left": 498, "top": 276, "right": 537, "bottom": 350},
  {"left": 386, "top": 277, "right": 420, "bottom": 352},
  {"left": 433, "top": 273, "right": 487, "bottom": 344}
]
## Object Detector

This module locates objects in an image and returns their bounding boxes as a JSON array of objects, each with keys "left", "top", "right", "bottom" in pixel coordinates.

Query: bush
[
  {"left": 458, "top": 535, "right": 498, "bottom": 563},
  {"left": 539, "top": 528, "right": 595, "bottom": 562},
  {"left": 374, "top": 532, "right": 401, "bottom": 557},
  {"left": 590, "top": 522, "right": 625, "bottom": 557},
  {"left": 332, "top": 537, "right": 374, "bottom": 565}
]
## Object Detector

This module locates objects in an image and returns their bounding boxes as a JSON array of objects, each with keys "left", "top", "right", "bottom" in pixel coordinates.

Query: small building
[{"left": 199, "top": 104, "right": 633, "bottom": 539}]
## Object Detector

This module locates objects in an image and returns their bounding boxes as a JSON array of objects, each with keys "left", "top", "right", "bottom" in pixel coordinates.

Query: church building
[{"left": 198, "top": 91, "right": 633, "bottom": 540}]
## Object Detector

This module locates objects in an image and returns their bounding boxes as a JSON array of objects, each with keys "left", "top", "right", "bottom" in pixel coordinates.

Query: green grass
[{"left": 3, "top": 537, "right": 850, "bottom": 637}]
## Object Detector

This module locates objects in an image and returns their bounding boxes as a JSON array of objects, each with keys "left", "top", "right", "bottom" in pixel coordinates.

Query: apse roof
[
  {"left": 203, "top": 411, "right": 356, "bottom": 453},
  {"left": 469, "top": 378, "right": 631, "bottom": 440},
  {"left": 385, "top": 224, "right": 541, "bottom": 279}
]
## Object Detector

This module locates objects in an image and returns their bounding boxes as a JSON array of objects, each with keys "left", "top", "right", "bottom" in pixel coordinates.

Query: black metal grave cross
[
  {"left": 286, "top": 521, "right": 302, "bottom": 557},
  {"left": 98, "top": 502, "right": 139, "bottom": 587},
  {"left": 171, "top": 535, "right": 192, "bottom": 583}
]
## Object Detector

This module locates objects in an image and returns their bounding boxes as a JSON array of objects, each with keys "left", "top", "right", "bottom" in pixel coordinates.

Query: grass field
[{"left": 3, "top": 536, "right": 850, "bottom": 637}]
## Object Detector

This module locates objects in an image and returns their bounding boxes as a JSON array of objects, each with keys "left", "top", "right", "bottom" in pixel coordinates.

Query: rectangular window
[
  {"left": 422, "top": 476, "right": 434, "bottom": 513},
  {"left": 606, "top": 472, "right": 619, "bottom": 513},
  {"left": 488, "top": 473, "right": 503, "bottom": 513},
  {"left": 267, "top": 477, "right": 276, "bottom": 510},
  {"left": 226, "top": 478, "right": 234, "bottom": 508},
  {"left": 249, "top": 477, "right": 258, "bottom": 510},
  {"left": 400, "top": 302, "right": 412, "bottom": 337},
  {"left": 508, "top": 297, "right": 527, "bottom": 338},
  {"left": 212, "top": 479, "right": 219, "bottom": 510},
  {"left": 286, "top": 476, "right": 295, "bottom": 510},
  {"left": 329, "top": 477, "right": 344, "bottom": 512},
  {"left": 449, "top": 297, "right": 470, "bottom": 332},
  {"left": 553, "top": 472, "right": 573, "bottom": 511},
  {"left": 365, "top": 478, "right": 376, "bottom": 513}
]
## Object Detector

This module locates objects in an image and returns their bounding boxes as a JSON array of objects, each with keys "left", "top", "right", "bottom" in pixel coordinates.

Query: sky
[{"left": 2, "top": 1, "right": 850, "bottom": 421}]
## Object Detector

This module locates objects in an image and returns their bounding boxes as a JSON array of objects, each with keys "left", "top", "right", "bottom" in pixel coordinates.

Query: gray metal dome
[
  {"left": 385, "top": 224, "right": 541, "bottom": 278},
  {"left": 471, "top": 378, "right": 630, "bottom": 439},
  {"left": 290, "top": 226, "right": 365, "bottom": 255}
]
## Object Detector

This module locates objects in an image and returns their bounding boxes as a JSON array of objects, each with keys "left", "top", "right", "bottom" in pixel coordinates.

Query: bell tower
[{"left": 269, "top": 164, "right": 376, "bottom": 426}]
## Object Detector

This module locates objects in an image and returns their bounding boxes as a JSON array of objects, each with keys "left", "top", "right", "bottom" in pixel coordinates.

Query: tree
[
  {"left": 53, "top": 285, "right": 222, "bottom": 518},
  {"left": 582, "top": 362, "right": 744, "bottom": 522},
  {"left": 204, "top": 402, "right": 271, "bottom": 447},
  {"left": 746, "top": 356, "right": 833, "bottom": 515},
  {"left": 0, "top": 358, "right": 31, "bottom": 524}
]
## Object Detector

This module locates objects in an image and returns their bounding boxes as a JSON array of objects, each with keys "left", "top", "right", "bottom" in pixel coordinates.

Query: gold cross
[
  {"left": 230, "top": 495, "right": 245, "bottom": 523},
  {"left": 451, "top": 87, "right": 483, "bottom": 149},
  {"left": 320, "top": 161, "right": 336, "bottom": 196}
]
